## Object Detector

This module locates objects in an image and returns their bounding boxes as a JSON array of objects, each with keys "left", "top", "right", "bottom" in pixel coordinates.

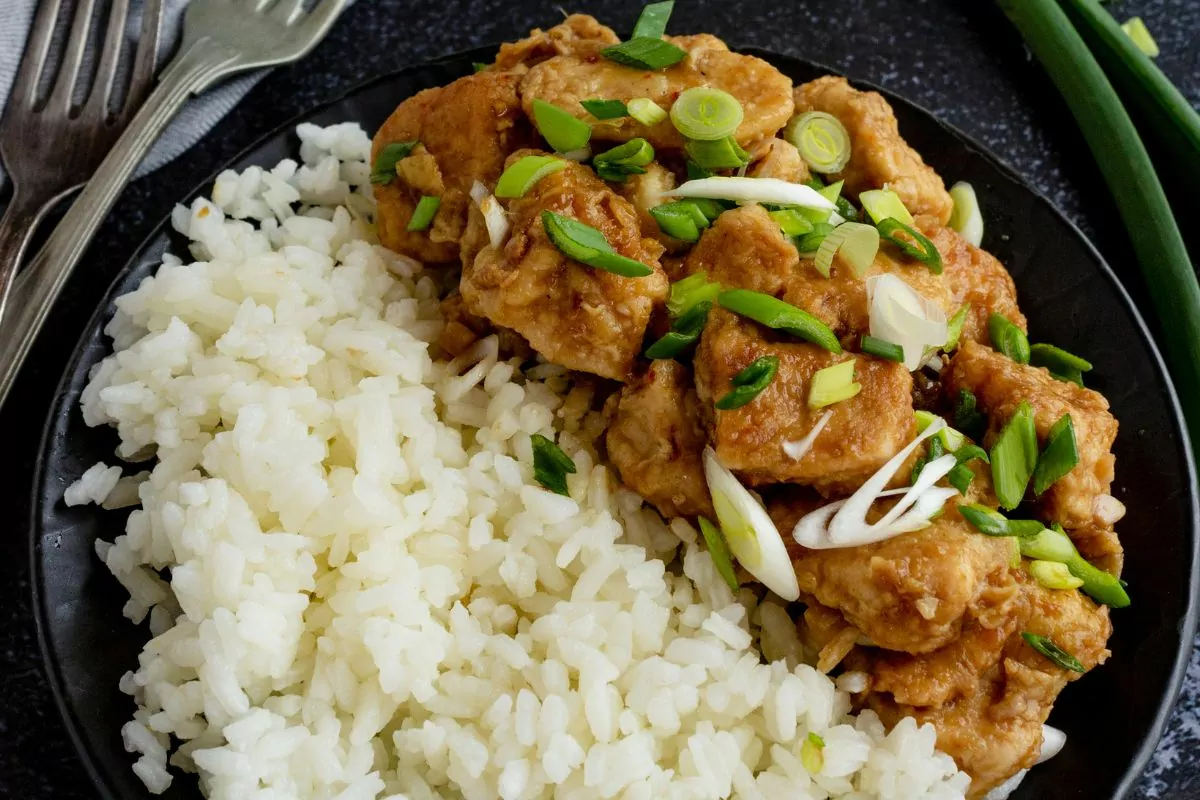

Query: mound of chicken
[{"left": 372, "top": 8, "right": 1125, "bottom": 797}]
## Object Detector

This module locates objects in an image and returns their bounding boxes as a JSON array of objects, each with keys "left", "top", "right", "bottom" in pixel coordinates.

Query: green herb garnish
[
  {"left": 1022, "top": 632, "right": 1086, "bottom": 673},
  {"left": 541, "top": 211, "right": 654, "bottom": 277},
  {"left": 531, "top": 434, "right": 577, "bottom": 496},
  {"left": 718, "top": 289, "right": 842, "bottom": 353},
  {"left": 715, "top": 355, "right": 780, "bottom": 410},
  {"left": 370, "top": 140, "right": 419, "bottom": 185}
]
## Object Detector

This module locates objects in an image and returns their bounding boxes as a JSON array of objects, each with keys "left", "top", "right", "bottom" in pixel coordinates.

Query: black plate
[{"left": 31, "top": 48, "right": 1199, "bottom": 800}]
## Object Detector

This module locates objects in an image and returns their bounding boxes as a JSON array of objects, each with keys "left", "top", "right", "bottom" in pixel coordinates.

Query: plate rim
[{"left": 28, "top": 44, "right": 1200, "bottom": 800}]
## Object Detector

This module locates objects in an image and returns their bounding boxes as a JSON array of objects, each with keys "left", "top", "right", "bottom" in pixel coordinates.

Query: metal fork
[
  {"left": 0, "top": 0, "right": 164, "bottom": 329},
  {"left": 0, "top": 0, "right": 349, "bottom": 408}
]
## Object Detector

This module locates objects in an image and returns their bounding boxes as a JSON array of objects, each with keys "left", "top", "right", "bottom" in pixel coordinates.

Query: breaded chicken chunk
[
  {"left": 919, "top": 215, "right": 1026, "bottom": 346},
  {"left": 616, "top": 162, "right": 681, "bottom": 250},
  {"left": 520, "top": 30, "right": 793, "bottom": 151},
  {"left": 606, "top": 360, "right": 713, "bottom": 519},
  {"left": 694, "top": 308, "right": 914, "bottom": 492},
  {"left": 372, "top": 70, "right": 533, "bottom": 263},
  {"left": 492, "top": 14, "right": 619, "bottom": 71},
  {"left": 860, "top": 578, "right": 1111, "bottom": 798},
  {"left": 771, "top": 497, "right": 1018, "bottom": 654},
  {"left": 746, "top": 137, "right": 811, "bottom": 184},
  {"left": 681, "top": 204, "right": 800, "bottom": 296},
  {"left": 945, "top": 340, "right": 1118, "bottom": 528},
  {"left": 460, "top": 153, "right": 668, "bottom": 381},
  {"left": 794, "top": 76, "right": 953, "bottom": 224}
]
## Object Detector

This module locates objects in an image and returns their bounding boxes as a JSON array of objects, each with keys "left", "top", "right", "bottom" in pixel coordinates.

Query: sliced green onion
[
  {"left": 939, "top": 425, "right": 966, "bottom": 452},
  {"left": 698, "top": 516, "right": 739, "bottom": 592},
  {"left": 1019, "top": 525, "right": 1079, "bottom": 563},
  {"left": 808, "top": 359, "right": 861, "bottom": 409},
  {"left": 990, "top": 401, "right": 1038, "bottom": 510},
  {"left": 861, "top": 334, "right": 904, "bottom": 362},
  {"left": 665, "top": 177, "right": 836, "bottom": 212},
  {"left": 1120, "top": 16, "right": 1159, "bottom": 58},
  {"left": 911, "top": 434, "right": 945, "bottom": 484},
  {"left": 785, "top": 111, "right": 852, "bottom": 174},
  {"left": 668, "top": 272, "right": 722, "bottom": 317},
  {"left": 531, "top": 433, "right": 577, "bottom": 496},
  {"left": 684, "top": 137, "right": 750, "bottom": 170},
  {"left": 959, "top": 504, "right": 1045, "bottom": 538},
  {"left": 472, "top": 62, "right": 489, "bottom": 73},
  {"left": 1021, "top": 632, "right": 1086, "bottom": 673},
  {"left": 914, "top": 410, "right": 939, "bottom": 433},
  {"left": 628, "top": 97, "right": 668, "bottom": 125},
  {"left": 580, "top": 98, "right": 629, "bottom": 120},
  {"left": 944, "top": 304, "right": 971, "bottom": 352},
  {"left": 593, "top": 138, "right": 656, "bottom": 182},
  {"left": 1032, "top": 414, "right": 1079, "bottom": 496},
  {"left": 531, "top": 99, "right": 592, "bottom": 153},
  {"left": 954, "top": 388, "right": 987, "bottom": 441},
  {"left": 645, "top": 300, "right": 711, "bottom": 359},
  {"left": 769, "top": 209, "right": 815, "bottom": 237},
  {"left": 947, "top": 463, "right": 975, "bottom": 494},
  {"left": 955, "top": 443, "right": 989, "bottom": 465},
  {"left": 602, "top": 37, "right": 687, "bottom": 70},
  {"left": 494, "top": 155, "right": 567, "bottom": 198},
  {"left": 949, "top": 182, "right": 984, "bottom": 247},
  {"left": 541, "top": 211, "right": 654, "bottom": 277},
  {"left": 1030, "top": 343, "right": 1093, "bottom": 387},
  {"left": 1029, "top": 560, "right": 1085, "bottom": 590},
  {"left": 718, "top": 289, "right": 843, "bottom": 353},
  {"left": 686, "top": 161, "right": 714, "bottom": 180},
  {"left": 650, "top": 201, "right": 706, "bottom": 242},
  {"left": 795, "top": 222, "right": 835, "bottom": 255},
  {"left": 801, "top": 732, "right": 825, "bottom": 774},
  {"left": 816, "top": 179, "right": 844, "bottom": 205},
  {"left": 876, "top": 218, "right": 943, "bottom": 274},
  {"left": 988, "top": 313, "right": 1031, "bottom": 364},
  {"left": 859, "top": 189, "right": 914, "bottom": 227},
  {"left": 813, "top": 222, "right": 880, "bottom": 278},
  {"left": 371, "top": 140, "right": 419, "bottom": 185},
  {"left": 670, "top": 87, "right": 744, "bottom": 141},
  {"left": 406, "top": 195, "right": 440, "bottom": 231},
  {"left": 716, "top": 355, "right": 780, "bottom": 410},
  {"left": 631, "top": 0, "right": 675, "bottom": 39}
]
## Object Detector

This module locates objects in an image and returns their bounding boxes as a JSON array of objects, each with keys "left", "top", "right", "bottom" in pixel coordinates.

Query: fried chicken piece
[
  {"left": 492, "top": 14, "right": 620, "bottom": 71},
  {"left": 695, "top": 308, "right": 914, "bottom": 492},
  {"left": 606, "top": 360, "right": 713, "bottom": 519},
  {"left": 945, "top": 340, "right": 1118, "bottom": 528},
  {"left": 746, "top": 137, "right": 811, "bottom": 184},
  {"left": 520, "top": 30, "right": 793, "bottom": 151},
  {"left": 793, "top": 76, "right": 953, "bottom": 224},
  {"left": 681, "top": 204, "right": 799, "bottom": 296},
  {"left": 616, "top": 162, "right": 681, "bottom": 251},
  {"left": 460, "top": 153, "right": 668, "bottom": 381},
  {"left": 919, "top": 216, "right": 1027, "bottom": 345},
  {"left": 770, "top": 494, "right": 1018, "bottom": 654},
  {"left": 373, "top": 70, "right": 533, "bottom": 263},
  {"left": 1067, "top": 522, "right": 1124, "bottom": 576},
  {"left": 861, "top": 578, "right": 1111, "bottom": 798},
  {"left": 784, "top": 243, "right": 954, "bottom": 342}
]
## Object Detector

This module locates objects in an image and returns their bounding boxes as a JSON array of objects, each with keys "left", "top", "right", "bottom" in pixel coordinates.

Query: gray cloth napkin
[{"left": 0, "top": 0, "right": 266, "bottom": 187}]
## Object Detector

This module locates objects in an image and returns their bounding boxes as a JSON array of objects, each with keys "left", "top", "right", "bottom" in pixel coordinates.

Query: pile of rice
[{"left": 69, "top": 121, "right": 971, "bottom": 800}]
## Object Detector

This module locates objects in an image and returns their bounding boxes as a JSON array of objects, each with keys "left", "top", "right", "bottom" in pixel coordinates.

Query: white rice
[{"left": 70, "top": 121, "right": 970, "bottom": 799}]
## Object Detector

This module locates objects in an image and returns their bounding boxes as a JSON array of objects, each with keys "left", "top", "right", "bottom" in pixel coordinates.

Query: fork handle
[
  {"left": 0, "top": 188, "right": 58, "bottom": 327},
  {"left": 0, "top": 40, "right": 239, "bottom": 408}
]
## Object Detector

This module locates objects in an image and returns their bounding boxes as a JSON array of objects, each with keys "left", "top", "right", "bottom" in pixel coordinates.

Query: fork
[
  {"left": 0, "top": 0, "right": 349, "bottom": 408},
  {"left": 0, "top": 0, "right": 164, "bottom": 330}
]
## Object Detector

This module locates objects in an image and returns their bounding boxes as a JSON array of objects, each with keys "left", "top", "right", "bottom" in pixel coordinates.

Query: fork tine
[
  {"left": 126, "top": 0, "right": 164, "bottom": 111},
  {"left": 9, "top": 0, "right": 65, "bottom": 108},
  {"left": 300, "top": 0, "right": 349, "bottom": 36},
  {"left": 269, "top": 0, "right": 307, "bottom": 26},
  {"left": 47, "top": 0, "right": 99, "bottom": 113},
  {"left": 88, "top": 0, "right": 131, "bottom": 116}
]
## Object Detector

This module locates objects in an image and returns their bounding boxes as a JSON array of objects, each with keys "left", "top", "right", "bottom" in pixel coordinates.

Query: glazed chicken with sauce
[{"left": 371, "top": 13, "right": 1125, "bottom": 797}]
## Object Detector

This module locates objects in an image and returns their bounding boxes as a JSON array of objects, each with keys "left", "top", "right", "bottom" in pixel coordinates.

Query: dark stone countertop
[{"left": 0, "top": 0, "right": 1197, "bottom": 797}]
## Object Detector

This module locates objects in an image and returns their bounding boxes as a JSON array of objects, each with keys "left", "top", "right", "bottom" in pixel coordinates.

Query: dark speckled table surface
[{"left": 0, "top": 0, "right": 1198, "bottom": 797}]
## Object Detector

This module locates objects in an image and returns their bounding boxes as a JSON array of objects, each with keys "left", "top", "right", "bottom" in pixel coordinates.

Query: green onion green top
[
  {"left": 645, "top": 300, "right": 711, "bottom": 360},
  {"left": 684, "top": 136, "right": 749, "bottom": 170},
  {"left": 861, "top": 334, "right": 904, "bottom": 363},
  {"left": 406, "top": 196, "right": 440, "bottom": 232},
  {"left": 541, "top": 211, "right": 654, "bottom": 277},
  {"left": 631, "top": 0, "right": 675, "bottom": 39},
  {"left": 718, "top": 289, "right": 842, "bottom": 353},
  {"left": 953, "top": 388, "right": 987, "bottom": 440},
  {"left": 1032, "top": 414, "right": 1080, "bottom": 495},
  {"left": 668, "top": 272, "right": 722, "bottom": 317},
  {"left": 698, "top": 516, "right": 740, "bottom": 592},
  {"left": 628, "top": 97, "right": 668, "bottom": 126},
  {"left": 876, "top": 218, "right": 943, "bottom": 274},
  {"left": 715, "top": 356, "right": 780, "bottom": 410},
  {"left": 531, "top": 433, "right": 577, "bottom": 496},
  {"left": 371, "top": 140, "right": 419, "bottom": 185},
  {"left": 593, "top": 138, "right": 655, "bottom": 182},
  {"left": 944, "top": 304, "right": 971, "bottom": 352},
  {"left": 990, "top": 401, "right": 1039, "bottom": 510},
  {"left": 602, "top": 37, "right": 688, "bottom": 70},
  {"left": 988, "top": 314, "right": 1031, "bottom": 364},
  {"left": 1022, "top": 631, "right": 1086, "bottom": 673},
  {"left": 580, "top": 99, "right": 629, "bottom": 120},
  {"left": 531, "top": 99, "right": 592, "bottom": 153},
  {"left": 959, "top": 504, "right": 1045, "bottom": 538},
  {"left": 670, "top": 87, "right": 744, "bottom": 141},
  {"left": 808, "top": 359, "right": 862, "bottom": 409},
  {"left": 494, "top": 155, "right": 566, "bottom": 198},
  {"left": 1030, "top": 343, "right": 1093, "bottom": 386}
]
